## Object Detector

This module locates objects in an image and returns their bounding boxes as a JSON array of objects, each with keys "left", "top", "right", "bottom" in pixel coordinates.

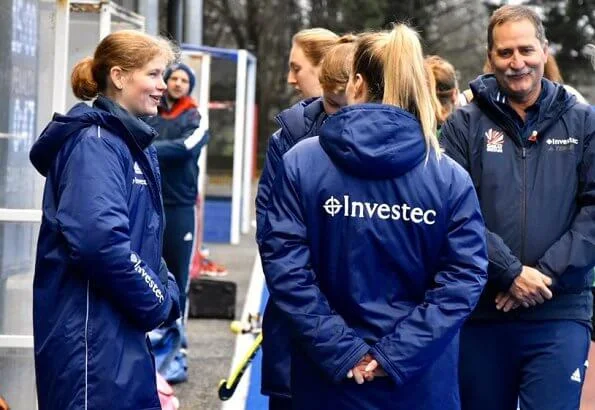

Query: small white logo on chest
[{"left": 133, "top": 162, "right": 147, "bottom": 185}]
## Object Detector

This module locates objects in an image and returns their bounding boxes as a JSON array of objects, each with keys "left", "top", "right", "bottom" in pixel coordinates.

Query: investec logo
[
  {"left": 546, "top": 137, "right": 578, "bottom": 145},
  {"left": 130, "top": 252, "right": 164, "bottom": 303},
  {"left": 323, "top": 195, "right": 437, "bottom": 225}
]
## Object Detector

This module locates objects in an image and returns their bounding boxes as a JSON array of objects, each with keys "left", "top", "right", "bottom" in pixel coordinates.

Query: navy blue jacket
[
  {"left": 30, "top": 96, "right": 180, "bottom": 410},
  {"left": 259, "top": 104, "right": 488, "bottom": 409},
  {"left": 145, "top": 96, "right": 208, "bottom": 206},
  {"left": 441, "top": 75, "right": 595, "bottom": 322},
  {"left": 255, "top": 97, "right": 326, "bottom": 398},
  {"left": 256, "top": 97, "right": 326, "bottom": 243}
]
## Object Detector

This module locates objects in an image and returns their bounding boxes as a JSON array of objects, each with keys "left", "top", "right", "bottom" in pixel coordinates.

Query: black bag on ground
[{"left": 188, "top": 278, "right": 236, "bottom": 319}]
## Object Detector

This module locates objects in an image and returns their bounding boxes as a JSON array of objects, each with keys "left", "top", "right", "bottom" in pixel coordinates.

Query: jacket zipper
[
  {"left": 521, "top": 145, "right": 527, "bottom": 262},
  {"left": 503, "top": 116, "right": 527, "bottom": 263}
]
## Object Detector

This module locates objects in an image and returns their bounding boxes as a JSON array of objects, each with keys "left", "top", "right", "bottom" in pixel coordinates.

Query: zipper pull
[{"left": 522, "top": 147, "right": 527, "bottom": 158}]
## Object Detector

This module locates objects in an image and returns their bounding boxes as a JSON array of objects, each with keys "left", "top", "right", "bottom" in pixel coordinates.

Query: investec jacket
[
  {"left": 29, "top": 96, "right": 180, "bottom": 410},
  {"left": 145, "top": 96, "right": 208, "bottom": 206},
  {"left": 441, "top": 75, "right": 595, "bottom": 322},
  {"left": 259, "top": 104, "right": 488, "bottom": 409},
  {"left": 255, "top": 97, "right": 326, "bottom": 398}
]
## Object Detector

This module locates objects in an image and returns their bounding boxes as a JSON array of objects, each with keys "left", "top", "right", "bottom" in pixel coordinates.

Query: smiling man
[{"left": 440, "top": 5, "right": 595, "bottom": 410}]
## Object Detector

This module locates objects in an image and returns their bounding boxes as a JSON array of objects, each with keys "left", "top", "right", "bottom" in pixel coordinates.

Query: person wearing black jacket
[
  {"left": 441, "top": 5, "right": 595, "bottom": 410},
  {"left": 144, "top": 63, "right": 209, "bottom": 384},
  {"left": 146, "top": 63, "right": 208, "bottom": 317}
]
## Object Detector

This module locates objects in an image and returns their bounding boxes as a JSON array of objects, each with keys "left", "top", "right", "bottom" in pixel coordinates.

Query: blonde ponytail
[{"left": 383, "top": 25, "right": 441, "bottom": 160}]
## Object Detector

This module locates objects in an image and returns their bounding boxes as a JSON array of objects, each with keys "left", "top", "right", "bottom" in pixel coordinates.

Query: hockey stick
[{"left": 218, "top": 332, "right": 263, "bottom": 400}]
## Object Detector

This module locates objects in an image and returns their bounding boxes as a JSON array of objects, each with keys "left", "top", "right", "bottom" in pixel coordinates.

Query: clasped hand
[
  {"left": 346, "top": 353, "right": 387, "bottom": 384},
  {"left": 495, "top": 266, "right": 553, "bottom": 312}
]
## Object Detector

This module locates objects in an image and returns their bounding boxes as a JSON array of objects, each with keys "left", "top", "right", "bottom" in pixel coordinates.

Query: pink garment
[{"left": 157, "top": 372, "right": 180, "bottom": 410}]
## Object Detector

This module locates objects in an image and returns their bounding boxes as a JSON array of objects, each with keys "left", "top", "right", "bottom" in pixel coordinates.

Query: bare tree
[
  {"left": 204, "top": 0, "right": 302, "bottom": 164},
  {"left": 425, "top": 0, "right": 490, "bottom": 86}
]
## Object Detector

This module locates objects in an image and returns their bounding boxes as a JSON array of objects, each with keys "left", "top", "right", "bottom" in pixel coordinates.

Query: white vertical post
[
  {"left": 230, "top": 50, "right": 247, "bottom": 245},
  {"left": 52, "top": 0, "right": 70, "bottom": 114},
  {"left": 184, "top": 0, "right": 203, "bottom": 45},
  {"left": 241, "top": 56, "right": 256, "bottom": 234},
  {"left": 137, "top": 0, "right": 159, "bottom": 35},
  {"left": 197, "top": 54, "right": 211, "bottom": 203},
  {"left": 99, "top": 0, "right": 111, "bottom": 40}
]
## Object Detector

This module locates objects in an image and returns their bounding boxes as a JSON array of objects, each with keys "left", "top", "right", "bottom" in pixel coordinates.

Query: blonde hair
[
  {"left": 319, "top": 34, "right": 357, "bottom": 94},
  {"left": 351, "top": 26, "right": 440, "bottom": 158},
  {"left": 351, "top": 32, "right": 388, "bottom": 102},
  {"left": 383, "top": 25, "right": 440, "bottom": 159},
  {"left": 292, "top": 28, "right": 339, "bottom": 67},
  {"left": 425, "top": 55, "right": 459, "bottom": 124},
  {"left": 71, "top": 30, "right": 175, "bottom": 100}
]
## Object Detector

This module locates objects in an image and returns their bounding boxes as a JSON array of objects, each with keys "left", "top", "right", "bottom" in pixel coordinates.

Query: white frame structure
[
  {"left": 0, "top": 210, "right": 41, "bottom": 351},
  {"left": 0, "top": 0, "right": 145, "bottom": 356},
  {"left": 182, "top": 44, "right": 257, "bottom": 245},
  {"left": 51, "top": 0, "right": 145, "bottom": 115}
]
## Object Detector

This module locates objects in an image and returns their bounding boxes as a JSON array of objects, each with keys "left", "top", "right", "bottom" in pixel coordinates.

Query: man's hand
[
  {"left": 346, "top": 353, "right": 387, "bottom": 384},
  {"left": 495, "top": 291, "right": 522, "bottom": 312},
  {"left": 508, "top": 266, "right": 553, "bottom": 307}
]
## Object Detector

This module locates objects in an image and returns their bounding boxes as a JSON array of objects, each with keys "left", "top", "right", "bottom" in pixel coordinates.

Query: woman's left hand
[{"left": 346, "top": 353, "right": 387, "bottom": 384}]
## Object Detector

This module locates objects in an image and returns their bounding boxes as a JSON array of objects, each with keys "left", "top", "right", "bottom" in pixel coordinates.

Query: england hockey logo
[
  {"left": 323, "top": 196, "right": 343, "bottom": 216},
  {"left": 485, "top": 128, "right": 504, "bottom": 153}
]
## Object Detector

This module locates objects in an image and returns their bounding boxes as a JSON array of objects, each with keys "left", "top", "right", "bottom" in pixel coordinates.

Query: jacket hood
[
  {"left": 30, "top": 96, "right": 157, "bottom": 176},
  {"left": 275, "top": 97, "right": 325, "bottom": 145},
  {"left": 470, "top": 74, "right": 576, "bottom": 131},
  {"left": 319, "top": 104, "right": 427, "bottom": 179}
]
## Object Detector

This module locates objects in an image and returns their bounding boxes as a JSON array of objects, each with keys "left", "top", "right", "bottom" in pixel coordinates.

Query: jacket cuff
[
  {"left": 370, "top": 345, "right": 404, "bottom": 386},
  {"left": 535, "top": 259, "right": 560, "bottom": 288},
  {"left": 492, "top": 258, "right": 523, "bottom": 291},
  {"left": 331, "top": 342, "right": 370, "bottom": 384},
  {"left": 145, "top": 291, "right": 173, "bottom": 332}
]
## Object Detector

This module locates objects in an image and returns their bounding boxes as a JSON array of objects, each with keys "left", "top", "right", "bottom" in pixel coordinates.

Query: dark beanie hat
[{"left": 164, "top": 62, "right": 196, "bottom": 95}]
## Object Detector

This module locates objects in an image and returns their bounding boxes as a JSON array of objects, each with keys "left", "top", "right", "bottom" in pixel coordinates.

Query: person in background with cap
[
  {"left": 150, "top": 63, "right": 229, "bottom": 279},
  {"left": 145, "top": 62, "right": 211, "bottom": 383}
]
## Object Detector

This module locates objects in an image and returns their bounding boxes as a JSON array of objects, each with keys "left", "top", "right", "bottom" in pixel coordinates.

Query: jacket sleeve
[
  {"left": 370, "top": 172, "right": 488, "bottom": 386},
  {"left": 159, "top": 257, "right": 182, "bottom": 327},
  {"left": 441, "top": 114, "right": 522, "bottom": 290},
  {"left": 259, "top": 158, "right": 370, "bottom": 383},
  {"left": 255, "top": 130, "right": 283, "bottom": 245},
  {"left": 153, "top": 109, "right": 206, "bottom": 161},
  {"left": 56, "top": 134, "right": 175, "bottom": 332},
  {"left": 536, "top": 111, "right": 595, "bottom": 279}
]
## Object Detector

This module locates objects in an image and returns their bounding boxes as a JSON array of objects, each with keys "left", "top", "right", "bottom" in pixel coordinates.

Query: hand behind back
[{"left": 346, "top": 353, "right": 388, "bottom": 384}]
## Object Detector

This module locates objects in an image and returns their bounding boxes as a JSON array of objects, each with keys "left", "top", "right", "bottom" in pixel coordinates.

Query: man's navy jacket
[{"left": 441, "top": 75, "right": 595, "bottom": 322}]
